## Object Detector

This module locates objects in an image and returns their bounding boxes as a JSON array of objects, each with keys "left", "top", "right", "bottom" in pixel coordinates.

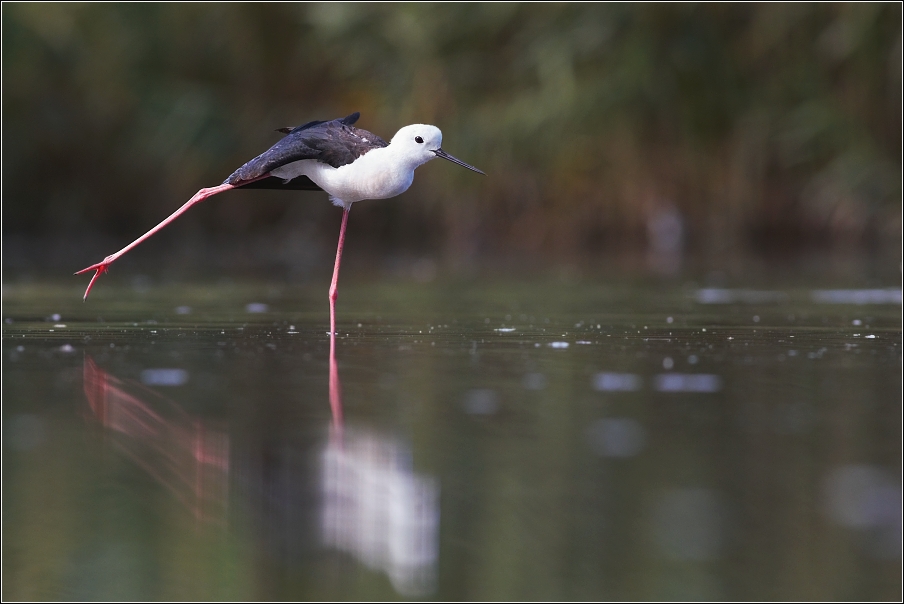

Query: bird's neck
[{"left": 384, "top": 145, "right": 433, "bottom": 173}]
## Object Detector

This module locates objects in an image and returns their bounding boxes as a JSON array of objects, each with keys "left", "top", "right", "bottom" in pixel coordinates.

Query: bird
[{"left": 76, "top": 112, "right": 484, "bottom": 334}]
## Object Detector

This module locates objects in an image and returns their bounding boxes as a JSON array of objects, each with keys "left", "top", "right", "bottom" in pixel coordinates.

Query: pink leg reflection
[
  {"left": 329, "top": 330, "right": 344, "bottom": 443},
  {"left": 82, "top": 356, "right": 230, "bottom": 522}
]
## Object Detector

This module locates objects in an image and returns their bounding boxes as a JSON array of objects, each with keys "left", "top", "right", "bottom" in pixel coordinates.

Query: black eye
[{"left": 415, "top": 136, "right": 424, "bottom": 144}]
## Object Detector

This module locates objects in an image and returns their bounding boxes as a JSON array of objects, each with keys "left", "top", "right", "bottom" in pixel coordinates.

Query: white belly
[{"left": 270, "top": 148, "right": 415, "bottom": 207}]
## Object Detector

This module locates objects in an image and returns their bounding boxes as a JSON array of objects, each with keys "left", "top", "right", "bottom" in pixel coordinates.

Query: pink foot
[{"left": 75, "top": 256, "right": 114, "bottom": 301}]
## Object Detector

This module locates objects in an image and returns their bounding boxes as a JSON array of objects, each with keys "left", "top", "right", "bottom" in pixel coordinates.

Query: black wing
[
  {"left": 223, "top": 112, "right": 388, "bottom": 189},
  {"left": 233, "top": 175, "right": 323, "bottom": 191}
]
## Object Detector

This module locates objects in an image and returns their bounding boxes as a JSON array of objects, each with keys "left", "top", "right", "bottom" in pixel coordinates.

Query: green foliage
[{"left": 2, "top": 3, "right": 900, "bottom": 258}]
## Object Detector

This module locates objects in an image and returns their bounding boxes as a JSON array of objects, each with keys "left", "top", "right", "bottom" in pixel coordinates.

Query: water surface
[{"left": 3, "top": 277, "right": 901, "bottom": 600}]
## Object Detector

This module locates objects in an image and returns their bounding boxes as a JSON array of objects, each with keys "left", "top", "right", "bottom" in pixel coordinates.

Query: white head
[{"left": 390, "top": 124, "right": 485, "bottom": 174}]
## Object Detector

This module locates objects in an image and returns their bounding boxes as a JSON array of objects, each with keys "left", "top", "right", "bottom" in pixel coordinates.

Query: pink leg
[
  {"left": 328, "top": 207, "right": 350, "bottom": 336},
  {"left": 76, "top": 176, "right": 268, "bottom": 300}
]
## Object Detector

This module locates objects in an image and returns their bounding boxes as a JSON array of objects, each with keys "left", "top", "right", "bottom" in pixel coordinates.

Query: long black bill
[{"left": 433, "top": 148, "right": 485, "bottom": 175}]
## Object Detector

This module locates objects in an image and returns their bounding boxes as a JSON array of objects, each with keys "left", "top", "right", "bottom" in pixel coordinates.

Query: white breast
[{"left": 271, "top": 147, "right": 415, "bottom": 206}]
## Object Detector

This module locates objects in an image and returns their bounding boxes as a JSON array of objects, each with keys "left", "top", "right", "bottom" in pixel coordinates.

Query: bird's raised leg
[
  {"left": 328, "top": 207, "right": 350, "bottom": 336},
  {"left": 76, "top": 177, "right": 268, "bottom": 300}
]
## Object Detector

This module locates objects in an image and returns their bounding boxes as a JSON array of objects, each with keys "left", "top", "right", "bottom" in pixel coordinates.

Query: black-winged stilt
[{"left": 76, "top": 112, "right": 484, "bottom": 333}]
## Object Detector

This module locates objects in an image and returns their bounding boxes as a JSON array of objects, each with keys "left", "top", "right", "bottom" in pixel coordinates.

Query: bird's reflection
[
  {"left": 81, "top": 334, "right": 439, "bottom": 595},
  {"left": 82, "top": 355, "right": 230, "bottom": 522},
  {"left": 322, "top": 332, "right": 440, "bottom": 596}
]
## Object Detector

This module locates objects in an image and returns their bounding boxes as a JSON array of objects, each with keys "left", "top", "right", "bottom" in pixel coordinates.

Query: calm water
[{"left": 2, "top": 277, "right": 901, "bottom": 600}]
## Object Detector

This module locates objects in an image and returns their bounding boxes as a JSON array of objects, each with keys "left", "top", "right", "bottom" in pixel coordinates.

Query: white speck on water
[
  {"left": 287, "top": 331, "right": 298, "bottom": 334},
  {"left": 587, "top": 418, "right": 646, "bottom": 458},
  {"left": 702, "top": 328, "right": 707, "bottom": 332},
  {"left": 549, "top": 342, "right": 569, "bottom": 349},
  {"left": 666, "top": 317, "right": 674, "bottom": 324},
  {"left": 822, "top": 463, "right": 903, "bottom": 550},
  {"left": 811, "top": 288, "right": 902, "bottom": 305},
  {"left": 141, "top": 368, "right": 189, "bottom": 386},
  {"left": 522, "top": 372, "right": 547, "bottom": 390},
  {"left": 696, "top": 288, "right": 787, "bottom": 304},
  {"left": 852, "top": 319, "right": 862, "bottom": 326},
  {"left": 246, "top": 303, "right": 269, "bottom": 313},
  {"left": 663, "top": 357, "right": 674, "bottom": 370},
  {"left": 7, "top": 414, "right": 45, "bottom": 451},
  {"left": 54, "top": 324, "right": 66, "bottom": 328},
  {"left": 464, "top": 389, "right": 499, "bottom": 415},
  {"left": 654, "top": 373, "right": 722, "bottom": 393},
  {"left": 51, "top": 314, "right": 61, "bottom": 321},
  {"left": 753, "top": 315, "right": 760, "bottom": 323},
  {"left": 58, "top": 344, "right": 74, "bottom": 353},
  {"left": 865, "top": 334, "right": 877, "bottom": 339},
  {"left": 593, "top": 372, "right": 642, "bottom": 392},
  {"left": 576, "top": 340, "right": 592, "bottom": 345},
  {"left": 495, "top": 327, "right": 516, "bottom": 333}
]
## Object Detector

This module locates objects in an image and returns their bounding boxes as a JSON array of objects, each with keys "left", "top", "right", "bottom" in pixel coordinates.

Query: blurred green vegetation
[{"left": 2, "top": 3, "right": 901, "bottom": 270}]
